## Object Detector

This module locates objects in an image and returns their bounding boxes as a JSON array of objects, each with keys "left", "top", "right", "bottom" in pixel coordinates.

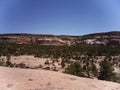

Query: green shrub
[
  {"left": 65, "top": 62, "right": 85, "bottom": 77},
  {"left": 98, "top": 60, "right": 117, "bottom": 82},
  {"left": 15, "top": 63, "right": 26, "bottom": 68},
  {"left": 44, "top": 60, "right": 50, "bottom": 65},
  {"left": 61, "top": 59, "right": 65, "bottom": 68}
]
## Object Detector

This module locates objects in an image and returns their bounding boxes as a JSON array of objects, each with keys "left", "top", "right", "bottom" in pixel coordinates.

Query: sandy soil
[
  {"left": 1, "top": 55, "right": 48, "bottom": 67},
  {"left": 114, "top": 67, "right": 120, "bottom": 78},
  {"left": 0, "top": 66, "right": 120, "bottom": 90},
  {"left": 0, "top": 55, "right": 62, "bottom": 70}
]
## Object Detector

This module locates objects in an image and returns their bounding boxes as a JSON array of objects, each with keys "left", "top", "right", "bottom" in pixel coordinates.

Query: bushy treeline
[{"left": 0, "top": 43, "right": 120, "bottom": 57}]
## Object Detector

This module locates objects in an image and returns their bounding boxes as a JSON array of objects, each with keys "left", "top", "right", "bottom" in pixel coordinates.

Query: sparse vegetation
[{"left": 0, "top": 43, "right": 120, "bottom": 82}]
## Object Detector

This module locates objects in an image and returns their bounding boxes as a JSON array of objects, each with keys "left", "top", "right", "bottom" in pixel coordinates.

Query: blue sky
[{"left": 0, "top": 0, "right": 120, "bottom": 35}]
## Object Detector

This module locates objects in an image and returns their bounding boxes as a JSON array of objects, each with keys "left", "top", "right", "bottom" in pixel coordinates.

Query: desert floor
[{"left": 0, "top": 66, "right": 120, "bottom": 90}]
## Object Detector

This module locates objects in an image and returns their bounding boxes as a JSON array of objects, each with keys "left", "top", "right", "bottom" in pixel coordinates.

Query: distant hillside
[
  {"left": 82, "top": 31, "right": 120, "bottom": 38},
  {"left": 0, "top": 31, "right": 120, "bottom": 37},
  {"left": 0, "top": 33, "right": 77, "bottom": 38},
  {"left": 0, "top": 33, "right": 77, "bottom": 46},
  {"left": 0, "top": 31, "right": 120, "bottom": 46}
]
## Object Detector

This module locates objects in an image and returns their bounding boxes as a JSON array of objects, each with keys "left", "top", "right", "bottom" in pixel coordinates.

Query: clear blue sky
[{"left": 0, "top": 0, "right": 120, "bottom": 35}]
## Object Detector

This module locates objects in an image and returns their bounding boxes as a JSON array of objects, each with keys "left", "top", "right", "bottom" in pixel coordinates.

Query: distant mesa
[{"left": 0, "top": 31, "right": 120, "bottom": 46}]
